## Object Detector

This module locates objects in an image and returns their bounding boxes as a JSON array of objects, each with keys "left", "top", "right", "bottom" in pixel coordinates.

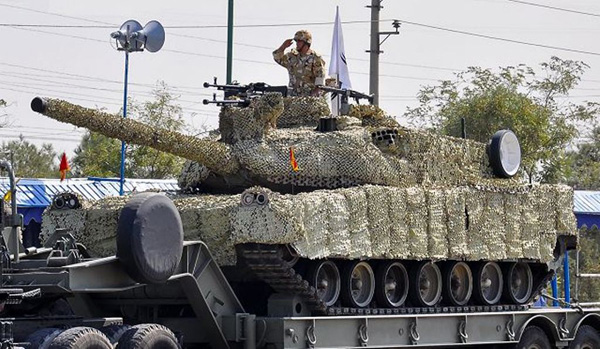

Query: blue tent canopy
[
  {"left": 574, "top": 191, "right": 600, "bottom": 229},
  {"left": 0, "top": 178, "right": 179, "bottom": 224}
]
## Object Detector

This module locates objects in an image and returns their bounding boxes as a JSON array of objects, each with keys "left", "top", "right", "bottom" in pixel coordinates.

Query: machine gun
[
  {"left": 203, "top": 78, "right": 289, "bottom": 107},
  {"left": 317, "top": 85, "right": 374, "bottom": 115}
]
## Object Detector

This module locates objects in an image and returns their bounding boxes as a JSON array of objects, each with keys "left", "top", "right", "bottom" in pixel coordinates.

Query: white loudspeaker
[
  {"left": 110, "top": 20, "right": 143, "bottom": 50},
  {"left": 132, "top": 20, "right": 165, "bottom": 53}
]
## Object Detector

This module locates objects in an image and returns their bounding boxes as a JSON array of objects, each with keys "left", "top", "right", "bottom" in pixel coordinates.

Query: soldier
[{"left": 273, "top": 30, "right": 326, "bottom": 97}]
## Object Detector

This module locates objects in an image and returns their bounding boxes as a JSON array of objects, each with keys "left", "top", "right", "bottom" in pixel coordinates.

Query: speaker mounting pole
[{"left": 110, "top": 20, "right": 165, "bottom": 195}]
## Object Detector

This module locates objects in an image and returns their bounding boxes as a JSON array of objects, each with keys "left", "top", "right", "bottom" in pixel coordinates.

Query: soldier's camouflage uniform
[{"left": 273, "top": 49, "right": 326, "bottom": 97}]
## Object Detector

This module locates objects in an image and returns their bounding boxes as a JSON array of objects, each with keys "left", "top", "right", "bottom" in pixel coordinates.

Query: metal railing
[{"left": 574, "top": 247, "right": 600, "bottom": 307}]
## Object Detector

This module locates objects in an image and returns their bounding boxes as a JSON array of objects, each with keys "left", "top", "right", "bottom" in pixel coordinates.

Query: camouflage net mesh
[
  {"left": 227, "top": 124, "right": 506, "bottom": 190},
  {"left": 39, "top": 98, "right": 240, "bottom": 176},
  {"left": 276, "top": 96, "right": 330, "bottom": 128},
  {"left": 42, "top": 184, "right": 576, "bottom": 266},
  {"left": 219, "top": 93, "right": 285, "bottom": 143},
  {"left": 36, "top": 96, "right": 576, "bottom": 267},
  {"left": 348, "top": 104, "right": 400, "bottom": 128}
]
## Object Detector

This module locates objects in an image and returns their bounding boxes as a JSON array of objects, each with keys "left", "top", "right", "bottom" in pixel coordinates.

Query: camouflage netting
[
  {"left": 42, "top": 184, "right": 577, "bottom": 266},
  {"left": 37, "top": 96, "right": 508, "bottom": 192},
  {"left": 219, "top": 93, "right": 285, "bottom": 143},
  {"left": 276, "top": 96, "right": 330, "bottom": 128},
  {"left": 348, "top": 104, "right": 400, "bottom": 128},
  {"left": 227, "top": 124, "right": 507, "bottom": 190},
  {"left": 37, "top": 98, "right": 240, "bottom": 176}
]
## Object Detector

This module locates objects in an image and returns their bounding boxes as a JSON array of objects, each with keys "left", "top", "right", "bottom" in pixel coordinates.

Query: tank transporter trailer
[
  {"left": 0, "top": 193, "right": 599, "bottom": 348},
  {"left": 0, "top": 172, "right": 598, "bottom": 347}
]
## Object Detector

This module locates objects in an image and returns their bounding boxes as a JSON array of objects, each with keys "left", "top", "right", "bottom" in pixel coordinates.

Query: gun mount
[
  {"left": 317, "top": 85, "right": 374, "bottom": 115},
  {"left": 202, "top": 78, "right": 289, "bottom": 107}
]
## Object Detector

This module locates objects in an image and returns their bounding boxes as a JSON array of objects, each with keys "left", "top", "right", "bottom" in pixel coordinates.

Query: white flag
[{"left": 329, "top": 6, "right": 351, "bottom": 116}]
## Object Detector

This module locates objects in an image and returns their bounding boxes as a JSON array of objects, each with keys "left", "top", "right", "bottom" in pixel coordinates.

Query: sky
[{"left": 0, "top": 0, "right": 599, "bottom": 159}]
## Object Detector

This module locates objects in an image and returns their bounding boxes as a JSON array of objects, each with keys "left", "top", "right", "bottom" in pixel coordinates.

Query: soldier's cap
[{"left": 293, "top": 30, "right": 312, "bottom": 44}]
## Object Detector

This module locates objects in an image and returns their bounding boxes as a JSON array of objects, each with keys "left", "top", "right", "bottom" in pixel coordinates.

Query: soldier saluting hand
[{"left": 273, "top": 30, "right": 326, "bottom": 97}]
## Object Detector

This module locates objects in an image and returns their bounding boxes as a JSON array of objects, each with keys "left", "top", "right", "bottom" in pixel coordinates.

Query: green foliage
[
  {"left": 564, "top": 126, "right": 600, "bottom": 190},
  {"left": 564, "top": 226, "right": 600, "bottom": 303},
  {"left": 0, "top": 136, "right": 58, "bottom": 178},
  {"left": 72, "top": 132, "right": 122, "bottom": 178},
  {"left": 405, "top": 57, "right": 599, "bottom": 183},
  {"left": 72, "top": 82, "right": 185, "bottom": 179}
]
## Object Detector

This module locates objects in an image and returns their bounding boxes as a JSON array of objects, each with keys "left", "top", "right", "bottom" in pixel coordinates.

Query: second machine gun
[
  {"left": 317, "top": 85, "right": 374, "bottom": 115},
  {"left": 203, "top": 78, "right": 289, "bottom": 107}
]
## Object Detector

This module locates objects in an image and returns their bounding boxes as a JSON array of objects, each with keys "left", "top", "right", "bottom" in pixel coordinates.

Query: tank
[{"left": 31, "top": 94, "right": 577, "bottom": 315}]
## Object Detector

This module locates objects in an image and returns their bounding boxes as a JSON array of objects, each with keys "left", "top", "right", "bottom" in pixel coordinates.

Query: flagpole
[{"left": 329, "top": 6, "right": 351, "bottom": 116}]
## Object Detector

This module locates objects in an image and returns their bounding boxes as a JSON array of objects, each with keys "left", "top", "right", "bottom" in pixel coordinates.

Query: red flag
[
  {"left": 59, "top": 152, "right": 70, "bottom": 181},
  {"left": 289, "top": 147, "right": 299, "bottom": 172}
]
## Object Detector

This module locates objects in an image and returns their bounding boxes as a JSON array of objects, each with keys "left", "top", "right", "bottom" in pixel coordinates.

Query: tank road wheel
[
  {"left": 409, "top": 261, "right": 442, "bottom": 307},
  {"left": 48, "top": 327, "right": 112, "bottom": 349},
  {"left": 443, "top": 261, "right": 473, "bottom": 306},
  {"left": 375, "top": 261, "right": 409, "bottom": 308},
  {"left": 516, "top": 326, "right": 551, "bottom": 349},
  {"left": 27, "top": 328, "right": 63, "bottom": 349},
  {"left": 308, "top": 260, "right": 341, "bottom": 307},
  {"left": 117, "top": 324, "right": 179, "bottom": 349},
  {"left": 341, "top": 261, "right": 376, "bottom": 308},
  {"left": 473, "top": 262, "right": 503, "bottom": 305},
  {"left": 571, "top": 325, "right": 600, "bottom": 349},
  {"left": 504, "top": 262, "right": 533, "bottom": 305}
]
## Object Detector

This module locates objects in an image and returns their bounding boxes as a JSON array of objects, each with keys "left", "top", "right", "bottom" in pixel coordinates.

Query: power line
[
  {"left": 505, "top": 0, "right": 600, "bottom": 17},
  {"left": 0, "top": 20, "right": 378, "bottom": 29},
  {"left": 396, "top": 18, "right": 600, "bottom": 57},
  {"left": 0, "top": 3, "right": 114, "bottom": 25}
]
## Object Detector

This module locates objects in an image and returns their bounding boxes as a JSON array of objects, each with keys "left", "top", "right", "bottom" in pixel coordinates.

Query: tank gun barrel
[{"left": 31, "top": 97, "right": 240, "bottom": 176}]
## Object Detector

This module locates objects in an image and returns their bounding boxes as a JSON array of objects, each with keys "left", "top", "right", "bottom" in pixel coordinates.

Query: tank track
[
  {"left": 239, "top": 243, "right": 328, "bottom": 315},
  {"left": 239, "top": 244, "right": 536, "bottom": 316}
]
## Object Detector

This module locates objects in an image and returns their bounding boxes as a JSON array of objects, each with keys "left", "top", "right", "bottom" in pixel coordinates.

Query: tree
[
  {"left": 566, "top": 226, "right": 600, "bottom": 303},
  {"left": 0, "top": 136, "right": 58, "bottom": 178},
  {"left": 72, "top": 82, "right": 185, "bottom": 179},
  {"left": 405, "top": 57, "right": 599, "bottom": 183},
  {"left": 564, "top": 126, "right": 600, "bottom": 190},
  {"left": 71, "top": 132, "right": 122, "bottom": 178}
]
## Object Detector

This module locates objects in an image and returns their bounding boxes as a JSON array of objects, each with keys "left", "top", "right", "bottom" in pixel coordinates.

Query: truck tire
[
  {"left": 27, "top": 328, "right": 63, "bottom": 349},
  {"left": 117, "top": 324, "right": 179, "bottom": 349},
  {"left": 100, "top": 324, "right": 131, "bottom": 346},
  {"left": 48, "top": 327, "right": 112, "bottom": 349},
  {"left": 516, "top": 326, "right": 551, "bottom": 349},
  {"left": 570, "top": 325, "right": 600, "bottom": 349},
  {"left": 117, "top": 193, "right": 184, "bottom": 284}
]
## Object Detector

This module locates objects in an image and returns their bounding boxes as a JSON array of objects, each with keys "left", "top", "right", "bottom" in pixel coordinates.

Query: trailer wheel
[
  {"left": 117, "top": 193, "right": 184, "bottom": 284},
  {"left": 48, "top": 327, "right": 112, "bottom": 349},
  {"left": 117, "top": 324, "right": 179, "bottom": 349},
  {"left": 27, "top": 328, "right": 63, "bottom": 349},
  {"left": 100, "top": 324, "right": 131, "bottom": 346},
  {"left": 571, "top": 325, "right": 600, "bottom": 349},
  {"left": 516, "top": 326, "right": 550, "bottom": 349}
]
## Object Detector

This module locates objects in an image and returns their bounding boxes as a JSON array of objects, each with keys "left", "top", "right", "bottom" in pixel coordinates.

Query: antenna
[{"left": 110, "top": 20, "right": 165, "bottom": 195}]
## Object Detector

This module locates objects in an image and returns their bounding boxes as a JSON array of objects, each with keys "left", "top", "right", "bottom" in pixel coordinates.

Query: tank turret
[{"left": 33, "top": 94, "right": 577, "bottom": 315}]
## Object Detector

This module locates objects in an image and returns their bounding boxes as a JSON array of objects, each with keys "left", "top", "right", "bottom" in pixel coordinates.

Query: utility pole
[
  {"left": 226, "top": 0, "right": 234, "bottom": 84},
  {"left": 367, "top": 0, "right": 400, "bottom": 106}
]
